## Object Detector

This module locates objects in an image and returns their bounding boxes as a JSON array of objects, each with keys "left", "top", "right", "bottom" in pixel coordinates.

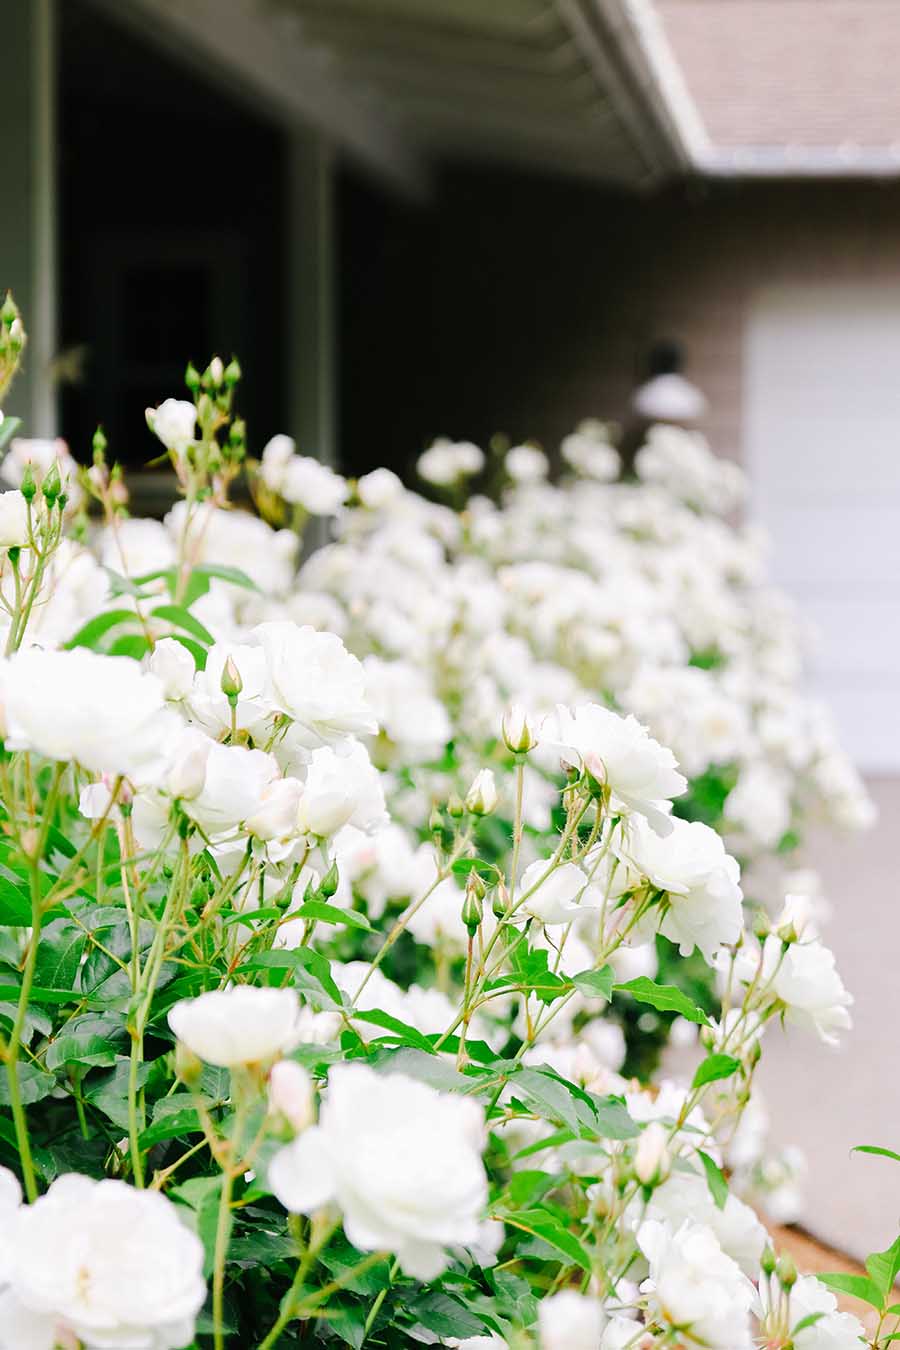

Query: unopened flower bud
[
  {"left": 465, "top": 768, "right": 498, "bottom": 816},
  {"left": 92, "top": 426, "right": 108, "bottom": 462},
  {"left": 760, "top": 1246, "right": 777, "bottom": 1277},
  {"left": 447, "top": 793, "right": 464, "bottom": 819},
  {"left": 462, "top": 883, "right": 483, "bottom": 936},
  {"left": 502, "top": 703, "right": 536, "bottom": 755},
  {"left": 492, "top": 879, "right": 511, "bottom": 919},
  {"left": 224, "top": 357, "right": 242, "bottom": 387},
  {"left": 429, "top": 805, "right": 444, "bottom": 836},
  {"left": 19, "top": 464, "right": 36, "bottom": 504},
  {"left": 220, "top": 655, "right": 243, "bottom": 706},
  {"left": 8, "top": 318, "right": 25, "bottom": 352},
  {"left": 196, "top": 392, "right": 213, "bottom": 424},
  {"left": 268, "top": 1060, "right": 315, "bottom": 1133},
  {"left": 777, "top": 921, "right": 800, "bottom": 945},
  {"left": 206, "top": 356, "right": 225, "bottom": 388},
  {"left": 753, "top": 909, "right": 771, "bottom": 941},
  {"left": 41, "top": 460, "right": 61, "bottom": 505},
  {"left": 634, "top": 1121, "right": 671, "bottom": 1187},
  {"left": 319, "top": 861, "right": 339, "bottom": 899},
  {"left": 0, "top": 293, "right": 18, "bottom": 327},
  {"left": 776, "top": 1253, "right": 797, "bottom": 1290},
  {"left": 174, "top": 1039, "right": 203, "bottom": 1086},
  {"left": 185, "top": 361, "right": 201, "bottom": 393}
]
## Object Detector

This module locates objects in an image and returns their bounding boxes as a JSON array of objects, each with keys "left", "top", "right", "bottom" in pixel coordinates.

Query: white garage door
[{"left": 745, "top": 283, "right": 900, "bottom": 772}]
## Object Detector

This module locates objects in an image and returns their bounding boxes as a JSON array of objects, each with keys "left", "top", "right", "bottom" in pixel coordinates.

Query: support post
[
  {"left": 287, "top": 130, "right": 337, "bottom": 467},
  {"left": 0, "top": 0, "right": 58, "bottom": 435}
]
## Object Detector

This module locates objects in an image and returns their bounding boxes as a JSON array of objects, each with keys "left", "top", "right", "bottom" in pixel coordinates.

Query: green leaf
[
  {"left": 171, "top": 1175, "right": 227, "bottom": 1277},
  {"left": 866, "top": 1235, "right": 900, "bottom": 1298},
  {"left": 697, "top": 1149, "right": 728, "bottom": 1210},
  {"left": 85, "top": 1058, "right": 151, "bottom": 1131},
  {"left": 0, "top": 874, "right": 31, "bottom": 925},
  {"left": 295, "top": 899, "right": 373, "bottom": 932},
  {"left": 571, "top": 966, "right": 614, "bottom": 1002},
  {"left": 615, "top": 977, "right": 710, "bottom": 1025},
  {"left": 150, "top": 603, "right": 215, "bottom": 646},
  {"left": 108, "top": 633, "right": 151, "bottom": 660},
  {"left": 503, "top": 1207, "right": 592, "bottom": 1272},
  {"left": 0, "top": 417, "right": 23, "bottom": 454},
  {"left": 692, "top": 1053, "right": 741, "bottom": 1090},
  {"left": 404, "top": 1291, "right": 486, "bottom": 1341},
  {"left": 817, "top": 1272, "right": 883, "bottom": 1309},
  {"left": 590, "top": 1094, "right": 640, "bottom": 1140},
  {"left": 65, "top": 609, "right": 138, "bottom": 651},
  {"left": 353, "top": 1009, "right": 435, "bottom": 1054},
  {"left": 852, "top": 1145, "right": 900, "bottom": 1165},
  {"left": 0, "top": 1061, "right": 55, "bottom": 1106},
  {"left": 508, "top": 946, "right": 571, "bottom": 1005},
  {"left": 791, "top": 1312, "right": 826, "bottom": 1334},
  {"left": 368, "top": 1046, "right": 472, "bottom": 1092},
  {"left": 45, "top": 1032, "right": 119, "bottom": 1073},
  {"left": 512, "top": 1067, "right": 583, "bottom": 1135}
]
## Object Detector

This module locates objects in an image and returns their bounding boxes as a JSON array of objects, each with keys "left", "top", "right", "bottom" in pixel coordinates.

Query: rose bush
[{"left": 0, "top": 294, "right": 889, "bottom": 1348}]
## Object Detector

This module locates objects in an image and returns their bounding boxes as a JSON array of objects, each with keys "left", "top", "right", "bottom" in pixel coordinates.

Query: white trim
[{"left": 607, "top": 0, "right": 712, "bottom": 166}]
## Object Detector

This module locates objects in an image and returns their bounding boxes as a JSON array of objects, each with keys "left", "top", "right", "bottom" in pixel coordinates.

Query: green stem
[
  {"left": 213, "top": 1167, "right": 235, "bottom": 1350},
  {"left": 5, "top": 863, "right": 43, "bottom": 1201}
]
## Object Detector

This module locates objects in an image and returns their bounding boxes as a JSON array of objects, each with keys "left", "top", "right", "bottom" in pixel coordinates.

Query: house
[{"left": 3, "top": 0, "right": 900, "bottom": 1257}]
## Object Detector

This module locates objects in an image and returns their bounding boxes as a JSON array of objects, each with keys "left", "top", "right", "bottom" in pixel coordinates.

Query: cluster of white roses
[{"left": 0, "top": 351, "right": 877, "bottom": 1350}]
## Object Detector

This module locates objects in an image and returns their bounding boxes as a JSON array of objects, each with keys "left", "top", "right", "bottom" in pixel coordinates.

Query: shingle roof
[{"left": 656, "top": 0, "right": 900, "bottom": 153}]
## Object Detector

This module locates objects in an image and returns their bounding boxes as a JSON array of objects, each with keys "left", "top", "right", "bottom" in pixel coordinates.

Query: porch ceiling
[{"left": 93, "top": 0, "right": 690, "bottom": 197}]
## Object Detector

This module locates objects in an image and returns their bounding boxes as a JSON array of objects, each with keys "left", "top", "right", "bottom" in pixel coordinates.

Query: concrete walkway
[{"left": 758, "top": 777, "right": 900, "bottom": 1260}]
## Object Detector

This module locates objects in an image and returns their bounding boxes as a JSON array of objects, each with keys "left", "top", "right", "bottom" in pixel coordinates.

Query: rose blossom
[
  {"left": 542, "top": 702, "right": 686, "bottom": 834},
  {"left": 168, "top": 986, "right": 304, "bottom": 1067},
  {"left": 0, "top": 649, "right": 176, "bottom": 783},
  {"left": 0, "top": 1175, "right": 205, "bottom": 1350},
  {"left": 269, "top": 1064, "right": 487, "bottom": 1278}
]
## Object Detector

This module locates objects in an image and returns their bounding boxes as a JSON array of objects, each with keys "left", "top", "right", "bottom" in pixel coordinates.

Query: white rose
[
  {"left": 542, "top": 703, "right": 687, "bottom": 835},
  {"left": 246, "top": 775, "right": 304, "bottom": 841},
  {"left": 269, "top": 1064, "right": 487, "bottom": 1279},
  {"left": 260, "top": 433, "right": 296, "bottom": 492},
  {"left": 638, "top": 1220, "right": 755, "bottom": 1350},
  {"left": 169, "top": 986, "right": 304, "bottom": 1066},
  {"left": 0, "top": 1175, "right": 205, "bottom": 1350},
  {"left": 182, "top": 742, "right": 279, "bottom": 835},
  {"left": 281, "top": 456, "right": 348, "bottom": 515},
  {"left": 0, "top": 490, "right": 29, "bottom": 548},
  {"left": 148, "top": 637, "right": 195, "bottom": 700},
  {"left": 417, "top": 439, "right": 484, "bottom": 486},
  {"left": 516, "top": 860, "right": 596, "bottom": 926},
  {"left": 165, "top": 726, "right": 211, "bottom": 801},
  {"left": 297, "top": 740, "right": 386, "bottom": 837},
  {"left": 505, "top": 444, "right": 548, "bottom": 484},
  {"left": 767, "top": 935, "right": 853, "bottom": 1045},
  {"left": 623, "top": 815, "right": 743, "bottom": 962},
  {"left": 253, "top": 621, "right": 377, "bottom": 743},
  {"left": 538, "top": 1290, "right": 607, "bottom": 1350},
  {"left": 0, "top": 649, "right": 176, "bottom": 783},
  {"left": 268, "top": 1060, "right": 315, "bottom": 1132},
  {"left": 0, "top": 1166, "right": 21, "bottom": 1283},
  {"left": 357, "top": 467, "right": 403, "bottom": 509},
  {"left": 768, "top": 1274, "right": 867, "bottom": 1350},
  {"left": 146, "top": 398, "right": 196, "bottom": 455}
]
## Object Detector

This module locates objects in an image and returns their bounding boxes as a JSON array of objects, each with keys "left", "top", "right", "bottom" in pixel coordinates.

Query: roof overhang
[{"left": 88, "top": 0, "right": 700, "bottom": 199}]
